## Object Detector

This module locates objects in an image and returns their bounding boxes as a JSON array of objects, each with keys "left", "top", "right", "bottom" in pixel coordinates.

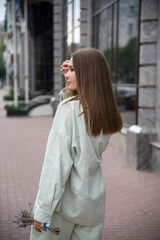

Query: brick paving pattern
[{"left": 0, "top": 90, "right": 160, "bottom": 240}]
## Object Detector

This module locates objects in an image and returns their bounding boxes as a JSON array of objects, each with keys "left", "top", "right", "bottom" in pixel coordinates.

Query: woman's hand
[
  {"left": 33, "top": 220, "right": 47, "bottom": 233},
  {"left": 61, "top": 60, "right": 70, "bottom": 91},
  {"left": 61, "top": 60, "right": 70, "bottom": 77}
]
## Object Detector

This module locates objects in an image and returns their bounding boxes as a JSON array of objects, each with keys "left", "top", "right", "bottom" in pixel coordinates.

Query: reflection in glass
[
  {"left": 92, "top": 0, "right": 140, "bottom": 125},
  {"left": 74, "top": 0, "right": 80, "bottom": 27},
  {"left": 63, "top": 0, "right": 81, "bottom": 60},
  {"left": 93, "top": 0, "right": 114, "bottom": 12},
  {"left": 67, "top": 2, "right": 72, "bottom": 32},
  {"left": 116, "top": 86, "right": 136, "bottom": 109},
  {"left": 92, "top": 15, "right": 99, "bottom": 47},
  {"left": 74, "top": 27, "right": 80, "bottom": 47},
  {"left": 98, "top": 8, "right": 112, "bottom": 65},
  {"left": 118, "top": 0, "right": 139, "bottom": 84},
  {"left": 116, "top": 86, "right": 136, "bottom": 125},
  {"left": 118, "top": 37, "right": 137, "bottom": 84},
  {"left": 96, "top": 4, "right": 117, "bottom": 82},
  {"left": 114, "top": 0, "right": 140, "bottom": 125},
  {"left": 67, "top": 32, "right": 73, "bottom": 58}
]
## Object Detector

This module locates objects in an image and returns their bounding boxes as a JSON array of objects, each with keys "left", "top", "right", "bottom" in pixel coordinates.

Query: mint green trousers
[{"left": 30, "top": 212, "right": 103, "bottom": 240}]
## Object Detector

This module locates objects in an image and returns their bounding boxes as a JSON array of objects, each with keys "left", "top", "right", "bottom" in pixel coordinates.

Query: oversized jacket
[{"left": 33, "top": 89, "right": 111, "bottom": 227}]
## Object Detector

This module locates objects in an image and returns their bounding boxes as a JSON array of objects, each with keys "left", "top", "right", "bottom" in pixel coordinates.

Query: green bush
[
  {"left": 3, "top": 95, "right": 26, "bottom": 101},
  {"left": 9, "top": 88, "right": 14, "bottom": 96},
  {"left": 3, "top": 95, "right": 14, "bottom": 101},
  {"left": 3, "top": 88, "right": 14, "bottom": 101},
  {"left": 40, "top": 89, "right": 47, "bottom": 95},
  {"left": 4, "top": 103, "right": 28, "bottom": 110}
]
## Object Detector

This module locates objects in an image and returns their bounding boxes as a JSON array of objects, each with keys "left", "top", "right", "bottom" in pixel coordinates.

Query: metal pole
[
  {"left": 12, "top": 0, "right": 18, "bottom": 107},
  {"left": 24, "top": 0, "right": 29, "bottom": 104}
]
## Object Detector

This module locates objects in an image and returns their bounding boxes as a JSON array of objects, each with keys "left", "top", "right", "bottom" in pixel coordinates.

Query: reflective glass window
[
  {"left": 67, "top": 2, "right": 73, "bottom": 32},
  {"left": 117, "top": 0, "right": 139, "bottom": 84},
  {"left": 74, "top": 26, "right": 80, "bottom": 47},
  {"left": 115, "top": 0, "right": 139, "bottom": 125},
  {"left": 63, "top": 0, "right": 81, "bottom": 61},
  {"left": 98, "top": 8, "right": 112, "bottom": 65},
  {"left": 66, "top": 32, "right": 73, "bottom": 58},
  {"left": 74, "top": 0, "right": 80, "bottom": 27},
  {"left": 92, "top": 0, "right": 140, "bottom": 126},
  {"left": 93, "top": 0, "right": 115, "bottom": 12}
]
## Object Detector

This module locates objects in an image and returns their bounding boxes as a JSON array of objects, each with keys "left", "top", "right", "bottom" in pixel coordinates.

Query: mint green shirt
[{"left": 34, "top": 89, "right": 110, "bottom": 227}]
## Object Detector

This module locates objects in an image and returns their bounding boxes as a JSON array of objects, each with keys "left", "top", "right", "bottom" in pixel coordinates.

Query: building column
[
  {"left": 53, "top": 0, "right": 63, "bottom": 103},
  {"left": 138, "top": 0, "right": 158, "bottom": 131},
  {"left": 151, "top": 1, "right": 160, "bottom": 171},
  {"left": 126, "top": 0, "right": 159, "bottom": 170},
  {"left": 80, "top": 0, "right": 92, "bottom": 48},
  {"left": 155, "top": 1, "right": 160, "bottom": 142}
]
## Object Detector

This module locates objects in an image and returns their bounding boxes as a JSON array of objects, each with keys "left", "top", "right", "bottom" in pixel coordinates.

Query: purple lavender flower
[{"left": 13, "top": 203, "right": 60, "bottom": 235}]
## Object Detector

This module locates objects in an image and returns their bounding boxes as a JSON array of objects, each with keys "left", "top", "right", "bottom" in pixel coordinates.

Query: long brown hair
[{"left": 69, "top": 48, "right": 122, "bottom": 137}]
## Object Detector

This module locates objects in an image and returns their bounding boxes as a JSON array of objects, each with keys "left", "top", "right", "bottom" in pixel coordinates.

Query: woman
[{"left": 30, "top": 48, "right": 122, "bottom": 240}]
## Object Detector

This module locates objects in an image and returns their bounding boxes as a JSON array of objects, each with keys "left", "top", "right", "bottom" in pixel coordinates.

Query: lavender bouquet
[{"left": 13, "top": 203, "right": 60, "bottom": 235}]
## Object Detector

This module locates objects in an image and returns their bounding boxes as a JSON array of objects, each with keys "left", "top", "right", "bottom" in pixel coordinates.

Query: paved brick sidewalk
[{"left": 0, "top": 106, "right": 160, "bottom": 239}]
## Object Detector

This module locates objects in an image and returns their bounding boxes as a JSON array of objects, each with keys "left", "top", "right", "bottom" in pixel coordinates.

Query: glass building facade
[
  {"left": 63, "top": 0, "right": 140, "bottom": 127},
  {"left": 63, "top": 0, "right": 81, "bottom": 60},
  {"left": 53, "top": 0, "right": 160, "bottom": 171}
]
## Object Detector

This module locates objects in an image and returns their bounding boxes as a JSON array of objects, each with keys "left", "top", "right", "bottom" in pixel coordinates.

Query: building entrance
[{"left": 29, "top": 1, "right": 53, "bottom": 92}]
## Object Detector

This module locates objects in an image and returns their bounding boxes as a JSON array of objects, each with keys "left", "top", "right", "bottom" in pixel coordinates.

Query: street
[{"left": 0, "top": 90, "right": 160, "bottom": 240}]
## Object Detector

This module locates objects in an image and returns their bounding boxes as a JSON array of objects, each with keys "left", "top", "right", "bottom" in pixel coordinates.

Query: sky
[{"left": 0, "top": 0, "right": 6, "bottom": 23}]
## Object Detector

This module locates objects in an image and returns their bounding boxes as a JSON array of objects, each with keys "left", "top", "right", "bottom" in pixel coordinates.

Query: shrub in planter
[
  {"left": 5, "top": 103, "right": 27, "bottom": 110},
  {"left": 3, "top": 95, "right": 14, "bottom": 100},
  {"left": 3, "top": 94, "right": 26, "bottom": 101},
  {"left": 3, "top": 88, "right": 28, "bottom": 101},
  {"left": 5, "top": 103, "right": 28, "bottom": 116},
  {"left": 3, "top": 88, "right": 14, "bottom": 101}
]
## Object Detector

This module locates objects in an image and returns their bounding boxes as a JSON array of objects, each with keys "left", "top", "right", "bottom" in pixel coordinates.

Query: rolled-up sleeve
[{"left": 33, "top": 104, "right": 73, "bottom": 223}]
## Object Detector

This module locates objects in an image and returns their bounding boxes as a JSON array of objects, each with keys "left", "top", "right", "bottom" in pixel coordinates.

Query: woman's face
[{"left": 65, "top": 58, "right": 77, "bottom": 91}]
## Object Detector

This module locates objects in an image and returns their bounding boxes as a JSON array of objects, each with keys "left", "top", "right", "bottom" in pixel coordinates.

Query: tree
[
  {"left": 118, "top": 37, "right": 137, "bottom": 84},
  {"left": 104, "top": 37, "right": 137, "bottom": 83}
]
